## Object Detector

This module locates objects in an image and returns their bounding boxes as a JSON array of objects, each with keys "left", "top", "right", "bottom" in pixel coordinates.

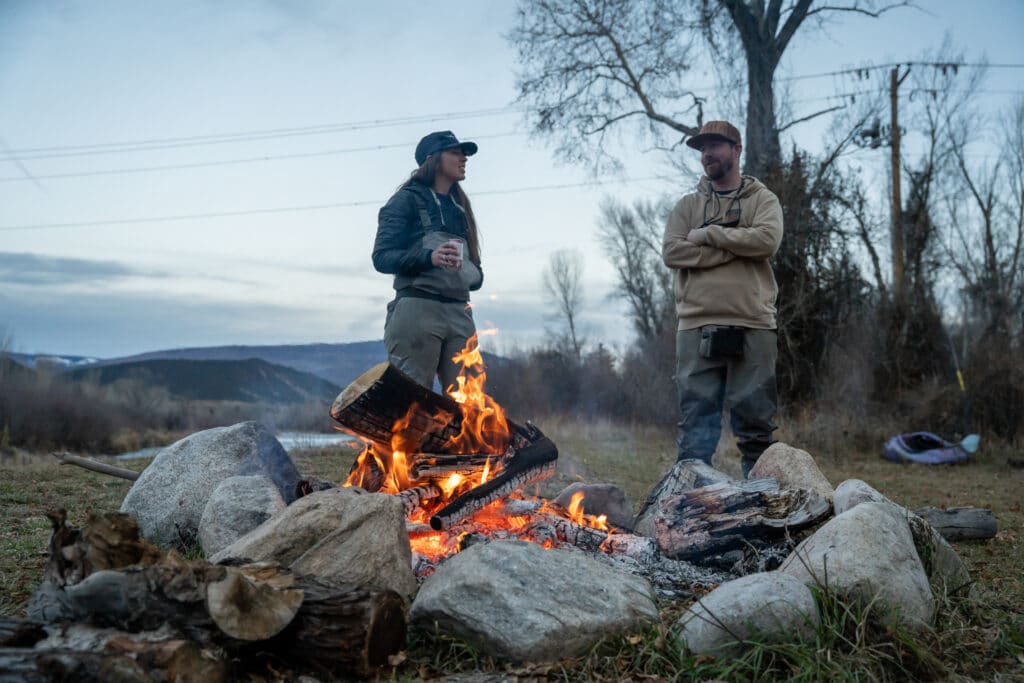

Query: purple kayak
[{"left": 882, "top": 432, "right": 980, "bottom": 464}]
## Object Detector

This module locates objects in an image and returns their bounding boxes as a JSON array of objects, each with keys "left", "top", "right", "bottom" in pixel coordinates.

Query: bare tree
[
  {"left": 596, "top": 198, "right": 675, "bottom": 340},
  {"left": 941, "top": 96, "right": 1024, "bottom": 339},
  {"left": 510, "top": 0, "right": 908, "bottom": 176},
  {"left": 542, "top": 249, "right": 586, "bottom": 360}
]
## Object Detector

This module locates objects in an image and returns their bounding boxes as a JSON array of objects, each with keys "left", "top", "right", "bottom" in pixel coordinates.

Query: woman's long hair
[{"left": 397, "top": 154, "right": 481, "bottom": 263}]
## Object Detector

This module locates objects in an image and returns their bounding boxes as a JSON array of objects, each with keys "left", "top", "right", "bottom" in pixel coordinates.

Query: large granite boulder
[
  {"left": 120, "top": 422, "right": 300, "bottom": 548},
  {"left": 675, "top": 572, "right": 819, "bottom": 655},
  {"left": 410, "top": 541, "right": 658, "bottom": 662},
  {"left": 779, "top": 500, "right": 934, "bottom": 631},
  {"left": 198, "top": 475, "right": 287, "bottom": 557},
  {"left": 748, "top": 442, "right": 834, "bottom": 500},
  {"left": 833, "top": 479, "right": 974, "bottom": 600},
  {"left": 553, "top": 483, "right": 634, "bottom": 529},
  {"left": 211, "top": 487, "right": 415, "bottom": 599}
]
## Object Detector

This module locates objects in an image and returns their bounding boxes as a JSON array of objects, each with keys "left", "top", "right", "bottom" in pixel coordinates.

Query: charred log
[
  {"left": 654, "top": 479, "right": 832, "bottom": 562},
  {"left": 398, "top": 485, "right": 443, "bottom": 517},
  {"left": 634, "top": 459, "right": 734, "bottom": 537},
  {"left": 429, "top": 431, "right": 558, "bottom": 530},
  {"left": 410, "top": 452, "right": 508, "bottom": 481}
]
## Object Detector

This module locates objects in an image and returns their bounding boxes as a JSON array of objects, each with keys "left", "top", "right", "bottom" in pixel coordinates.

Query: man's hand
[{"left": 686, "top": 227, "right": 709, "bottom": 245}]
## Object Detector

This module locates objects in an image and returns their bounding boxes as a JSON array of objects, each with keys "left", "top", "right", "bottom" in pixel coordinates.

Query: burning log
[
  {"left": 654, "top": 479, "right": 832, "bottom": 561},
  {"left": 410, "top": 452, "right": 506, "bottom": 480},
  {"left": 398, "top": 485, "right": 443, "bottom": 516},
  {"left": 428, "top": 430, "right": 558, "bottom": 531},
  {"left": 331, "top": 361, "right": 510, "bottom": 455}
]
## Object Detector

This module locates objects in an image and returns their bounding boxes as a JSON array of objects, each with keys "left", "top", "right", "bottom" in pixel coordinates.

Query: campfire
[{"left": 332, "top": 335, "right": 619, "bottom": 577}]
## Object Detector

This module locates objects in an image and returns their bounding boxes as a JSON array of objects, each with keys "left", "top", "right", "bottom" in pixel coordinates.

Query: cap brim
[
  {"left": 685, "top": 133, "right": 736, "bottom": 150},
  {"left": 457, "top": 141, "right": 478, "bottom": 156}
]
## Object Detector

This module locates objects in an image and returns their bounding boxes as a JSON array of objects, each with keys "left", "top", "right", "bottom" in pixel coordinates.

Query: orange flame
[
  {"left": 445, "top": 334, "right": 510, "bottom": 455},
  {"left": 565, "top": 491, "right": 610, "bottom": 531}
]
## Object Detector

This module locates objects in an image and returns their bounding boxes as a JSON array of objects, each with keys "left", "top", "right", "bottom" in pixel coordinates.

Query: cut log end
[{"left": 331, "top": 361, "right": 391, "bottom": 419}]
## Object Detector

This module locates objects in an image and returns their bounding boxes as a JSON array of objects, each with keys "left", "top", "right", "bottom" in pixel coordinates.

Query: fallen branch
[{"left": 51, "top": 452, "right": 140, "bottom": 481}]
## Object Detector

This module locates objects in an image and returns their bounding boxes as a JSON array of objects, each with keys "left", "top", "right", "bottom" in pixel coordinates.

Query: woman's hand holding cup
[{"left": 431, "top": 239, "right": 464, "bottom": 269}]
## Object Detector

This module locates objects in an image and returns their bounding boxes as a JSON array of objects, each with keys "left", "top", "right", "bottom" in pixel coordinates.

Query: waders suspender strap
[{"left": 410, "top": 192, "right": 432, "bottom": 230}]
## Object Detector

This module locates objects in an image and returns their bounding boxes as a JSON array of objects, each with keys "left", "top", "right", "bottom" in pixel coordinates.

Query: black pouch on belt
[{"left": 699, "top": 326, "right": 745, "bottom": 360}]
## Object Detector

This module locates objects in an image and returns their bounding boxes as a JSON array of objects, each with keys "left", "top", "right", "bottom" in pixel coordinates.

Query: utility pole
[{"left": 889, "top": 65, "right": 911, "bottom": 305}]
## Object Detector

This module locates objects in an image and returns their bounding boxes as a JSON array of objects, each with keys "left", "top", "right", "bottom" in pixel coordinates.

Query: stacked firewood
[{"left": 1, "top": 510, "right": 405, "bottom": 681}]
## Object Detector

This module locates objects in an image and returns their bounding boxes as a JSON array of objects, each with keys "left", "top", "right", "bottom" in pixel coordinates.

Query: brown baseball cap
[{"left": 685, "top": 120, "right": 741, "bottom": 150}]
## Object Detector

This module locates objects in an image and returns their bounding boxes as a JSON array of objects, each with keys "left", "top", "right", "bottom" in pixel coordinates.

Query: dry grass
[{"left": 1, "top": 418, "right": 1022, "bottom": 680}]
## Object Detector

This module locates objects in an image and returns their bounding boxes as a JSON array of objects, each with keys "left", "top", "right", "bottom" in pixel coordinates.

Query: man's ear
[{"left": 733, "top": 142, "right": 743, "bottom": 158}]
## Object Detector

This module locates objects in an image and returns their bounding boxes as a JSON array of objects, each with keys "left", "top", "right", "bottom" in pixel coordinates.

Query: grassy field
[{"left": 1, "top": 420, "right": 1022, "bottom": 681}]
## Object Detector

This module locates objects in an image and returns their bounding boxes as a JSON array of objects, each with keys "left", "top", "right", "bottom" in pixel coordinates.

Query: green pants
[
  {"left": 676, "top": 327, "right": 778, "bottom": 472},
  {"left": 384, "top": 296, "right": 476, "bottom": 392}
]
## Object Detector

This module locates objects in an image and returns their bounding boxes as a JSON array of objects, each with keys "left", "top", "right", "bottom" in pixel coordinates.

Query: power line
[
  {"left": 0, "top": 106, "right": 525, "bottom": 161},
  {"left": 0, "top": 132, "right": 525, "bottom": 183},
  {"left": 778, "top": 61, "right": 1024, "bottom": 83},
  {"left": 0, "top": 176, "right": 666, "bottom": 232}
]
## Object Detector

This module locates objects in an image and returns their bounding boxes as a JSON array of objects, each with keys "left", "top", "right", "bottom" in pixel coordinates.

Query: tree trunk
[{"left": 745, "top": 50, "right": 782, "bottom": 179}]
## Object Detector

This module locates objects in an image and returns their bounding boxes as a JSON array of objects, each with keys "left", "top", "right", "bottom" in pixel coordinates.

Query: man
[{"left": 662, "top": 120, "right": 784, "bottom": 477}]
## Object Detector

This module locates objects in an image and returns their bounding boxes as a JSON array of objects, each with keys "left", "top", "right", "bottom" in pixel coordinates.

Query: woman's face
[{"left": 437, "top": 148, "right": 467, "bottom": 183}]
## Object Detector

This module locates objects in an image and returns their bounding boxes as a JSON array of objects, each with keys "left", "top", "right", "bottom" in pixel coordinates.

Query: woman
[{"left": 372, "top": 130, "right": 483, "bottom": 391}]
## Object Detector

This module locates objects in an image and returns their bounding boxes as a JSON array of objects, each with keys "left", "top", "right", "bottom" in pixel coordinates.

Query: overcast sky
[{"left": 1, "top": 0, "right": 1022, "bottom": 359}]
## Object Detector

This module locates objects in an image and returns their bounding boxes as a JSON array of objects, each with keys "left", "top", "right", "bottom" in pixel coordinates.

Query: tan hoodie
[{"left": 662, "top": 175, "right": 783, "bottom": 330}]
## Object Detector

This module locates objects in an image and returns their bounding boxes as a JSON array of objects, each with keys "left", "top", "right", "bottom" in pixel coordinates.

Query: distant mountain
[
  {"left": 3, "top": 351, "right": 99, "bottom": 370},
  {"left": 11, "top": 340, "right": 509, "bottom": 391},
  {"left": 67, "top": 358, "right": 340, "bottom": 404},
  {"left": 84, "top": 341, "right": 387, "bottom": 388}
]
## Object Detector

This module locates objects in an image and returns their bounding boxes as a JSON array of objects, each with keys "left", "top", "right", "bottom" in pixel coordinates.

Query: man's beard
[{"left": 704, "top": 157, "right": 733, "bottom": 181}]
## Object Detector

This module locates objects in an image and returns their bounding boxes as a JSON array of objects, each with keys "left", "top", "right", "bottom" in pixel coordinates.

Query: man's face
[{"left": 700, "top": 139, "right": 738, "bottom": 181}]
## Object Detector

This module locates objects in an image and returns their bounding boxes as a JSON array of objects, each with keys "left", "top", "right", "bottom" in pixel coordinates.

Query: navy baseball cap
[{"left": 414, "top": 130, "right": 478, "bottom": 166}]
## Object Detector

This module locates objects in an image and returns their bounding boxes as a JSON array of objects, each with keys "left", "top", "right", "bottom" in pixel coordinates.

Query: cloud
[{"left": 0, "top": 252, "right": 165, "bottom": 286}]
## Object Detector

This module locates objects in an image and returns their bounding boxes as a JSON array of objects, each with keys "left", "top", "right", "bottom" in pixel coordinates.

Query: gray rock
[
  {"left": 832, "top": 478, "right": 886, "bottom": 514},
  {"left": 211, "top": 487, "right": 416, "bottom": 599},
  {"left": 199, "top": 475, "right": 287, "bottom": 557},
  {"left": 120, "top": 422, "right": 300, "bottom": 548},
  {"left": 553, "top": 483, "right": 634, "bottom": 529},
  {"left": 779, "top": 500, "right": 934, "bottom": 631},
  {"left": 748, "top": 442, "right": 833, "bottom": 500},
  {"left": 410, "top": 541, "right": 658, "bottom": 662},
  {"left": 833, "top": 479, "right": 974, "bottom": 599},
  {"left": 676, "top": 572, "right": 819, "bottom": 655}
]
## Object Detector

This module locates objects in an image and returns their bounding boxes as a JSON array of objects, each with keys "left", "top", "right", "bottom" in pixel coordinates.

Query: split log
[
  {"left": 429, "top": 430, "right": 558, "bottom": 530},
  {"left": 269, "top": 577, "right": 407, "bottom": 677},
  {"left": 51, "top": 451, "right": 141, "bottom": 481},
  {"left": 331, "top": 361, "right": 512, "bottom": 455},
  {"left": 654, "top": 479, "right": 832, "bottom": 562},
  {"left": 913, "top": 506, "right": 999, "bottom": 541}
]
